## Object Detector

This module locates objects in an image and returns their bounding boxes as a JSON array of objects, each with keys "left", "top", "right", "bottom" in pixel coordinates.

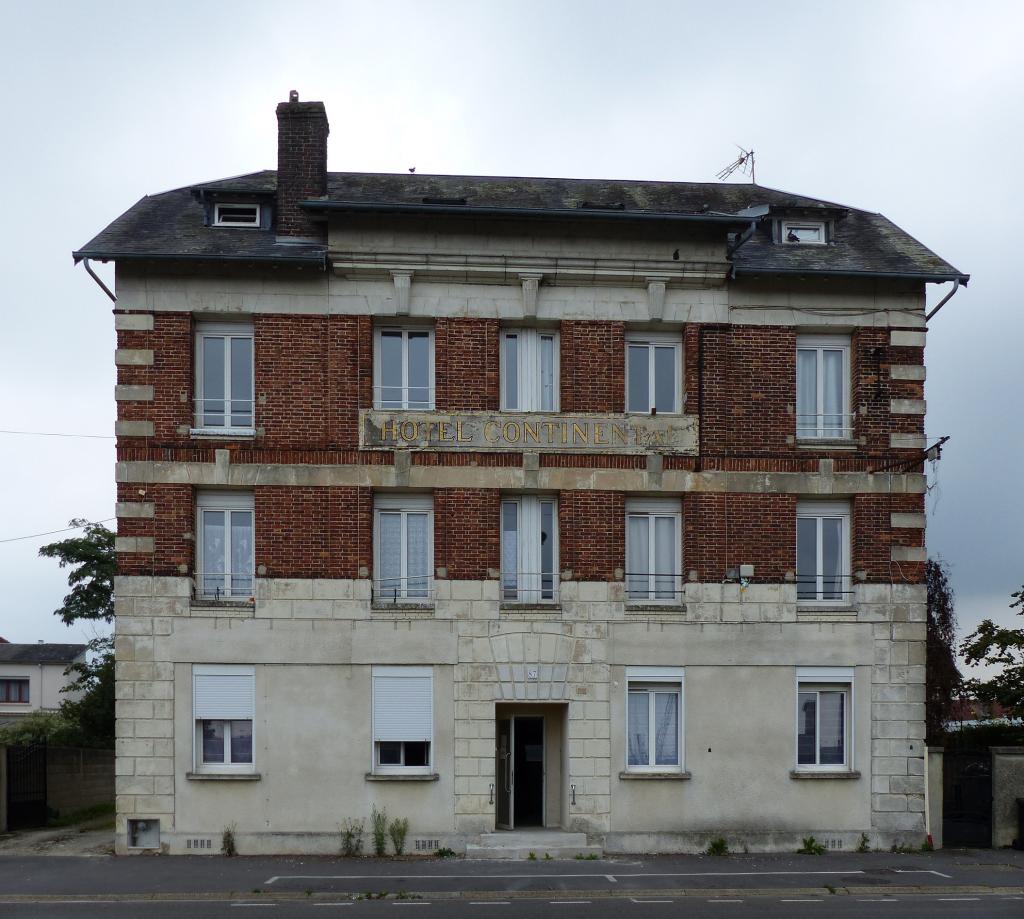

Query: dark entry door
[
  {"left": 496, "top": 718, "right": 512, "bottom": 829},
  {"left": 6, "top": 744, "right": 47, "bottom": 830},
  {"left": 943, "top": 749, "right": 992, "bottom": 847},
  {"left": 512, "top": 716, "right": 544, "bottom": 828}
]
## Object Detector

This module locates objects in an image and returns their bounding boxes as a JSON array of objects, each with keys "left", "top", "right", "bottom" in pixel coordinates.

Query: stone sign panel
[{"left": 360, "top": 410, "right": 698, "bottom": 454}]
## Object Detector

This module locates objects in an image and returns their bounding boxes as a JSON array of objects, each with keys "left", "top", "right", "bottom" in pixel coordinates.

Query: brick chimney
[{"left": 275, "top": 91, "right": 329, "bottom": 241}]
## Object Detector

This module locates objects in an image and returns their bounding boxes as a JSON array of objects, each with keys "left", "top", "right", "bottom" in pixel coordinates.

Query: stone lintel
[
  {"left": 115, "top": 384, "right": 155, "bottom": 402},
  {"left": 115, "top": 348, "right": 154, "bottom": 366},
  {"left": 889, "top": 365, "right": 926, "bottom": 381},
  {"left": 890, "top": 399, "right": 926, "bottom": 415},
  {"left": 114, "top": 313, "right": 154, "bottom": 331},
  {"left": 890, "top": 331, "right": 925, "bottom": 347},
  {"left": 890, "top": 512, "right": 926, "bottom": 529}
]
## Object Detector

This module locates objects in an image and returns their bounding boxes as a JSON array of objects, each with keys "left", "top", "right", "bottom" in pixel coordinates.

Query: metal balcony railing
[
  {"left": 500, "top": 571, "right": 559, "bottom": 603},
  {"left": 796, "top": 413, "right": 855, "bottom": 440},
  {"left": 193, "top": 397, "right": 255, "bottom": 431},
  {"left": 795, "top": 572, "right": 855, "bottom": 602},
  {"left": 624, "top": 571, "right": 684, "bottom": 602},
  {"left": 372, "top": 575, "right": 435, "bottom": 604},
  {"left": 193, "top": 571, "right": 255, "bottom": 601},
  {"left": 372, "top": 385, "right": 436, "bottom": 411}
]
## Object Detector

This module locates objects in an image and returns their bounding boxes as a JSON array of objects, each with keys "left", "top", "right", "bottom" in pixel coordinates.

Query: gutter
[
  {"left": 72, "top": 251, "right": 327, "bottom": 269},
  {"left": 300, "top": 200, "right": 753, "bottom": 227},
  {"left": 82, "top": 258, "right": 117, "bottom": 303},
  {"left": 924, "top": 278, "right": 961, "bottom": 322},
  {"left": 726, "top": 220, "right": 758, "bottom": 258},
  {"left": 731, "top": 265, "right": 970, "bottom": 285}
]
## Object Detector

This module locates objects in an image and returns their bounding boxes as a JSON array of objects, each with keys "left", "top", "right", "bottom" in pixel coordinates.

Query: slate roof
[
  {"left": 0, "top": 643, "right": 86, "bottom": 664},
  {"left": 74, "top": 170, "right": 967, "bottom": 283}
]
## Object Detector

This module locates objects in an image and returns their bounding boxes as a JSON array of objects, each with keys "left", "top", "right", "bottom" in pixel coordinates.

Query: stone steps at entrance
[{"left": 466, "top": 830, "right": 602, "bottom": 860}]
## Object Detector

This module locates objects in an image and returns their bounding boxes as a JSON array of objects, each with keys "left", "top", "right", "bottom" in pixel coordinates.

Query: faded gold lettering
[
  {"left": 483, "top": 421, "right": 500, "bottom": 444},
  {"left": 400, "top": 420, "right": 418, "bottom": 442},
  {"left": 439, "top": 421, "right": 453, "bottom": 441},
  {"left": 425, "top": 421, "right": 437, "bottom": 442},
  {"left": 612, "top": 424, "right": 629, "bottom": 444},
  {"left": 502, "top": 421, "right": 521, "bottom": 443},
  {"left": 523, "top": 421, "right": 540, "bottom": 444},
  {"left": 572, "top": 422, "right": 588, "bottom": 444},
  {"left": 457, "top": 420, "right": 474, "bottom": 442},
  {"left": 380, "top": 419, "right": 399, "bottom": 442},
  {"left": 593, "top": 423, "right": 607, "bottom": 444},
  {"left": 542, "top": 421, "right": 558, "bottom": 443},
  {"left": 560, "top": 422, "right": 568, "bottom": 444}
]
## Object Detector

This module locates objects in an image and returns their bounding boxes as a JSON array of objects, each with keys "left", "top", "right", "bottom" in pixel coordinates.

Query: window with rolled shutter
[
  {"left": 193, "top": 665, "right": 255, "bottom": 772},
  {"left": 372, "top": 666, "right": 433, "bottom": 773}
]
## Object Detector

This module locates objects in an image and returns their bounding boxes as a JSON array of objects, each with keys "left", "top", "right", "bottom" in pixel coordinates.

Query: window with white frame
[
  {"left": 626, "top": 334, "right": 682, "bottom": 414},
  {"left": 0, "top": 678, "right": 29, "bottom": 703},
  {"left": 372, "top": 666, "right": 433, "bottom": 774},
  {"left": 374, "top": 494, "right": 433, "bottom": 602},
  {"left": 193, "top": 665, "right": 255, "bottom": 772},
  {"left": 213, "top": 203, "right": 261, "bottom": 228},
  {"left": 626, "top": 498, "right": 682, "bottom": 602},
  {"left": 626, "top": 667, "right": 684, "bottom": 772},
  {"left": 196, "top": 491, "right": 255, "bottom": 600},
  {"left": 374, "top": 327, "right": 434, "bottom": 409},
  {"left": 501, "top": 329, "right": 559, "bottom": 411},
  {"left": 195, "top": 322, "right": 255, "bottom": 432},
  {"left": 796, "top": 667, "right": 853, "bottom": 771},
  {"left": 501, "top": 495, "right": 558, "bottom": 602},
  {"left": 796, "top": 335, "right": 851, "bottom": 439},
  {"left": 796, "top": 501, "right": 851, "bottom": 604},
  {"left": 782, "top": 221, "right": 826, "bottom": 244}
]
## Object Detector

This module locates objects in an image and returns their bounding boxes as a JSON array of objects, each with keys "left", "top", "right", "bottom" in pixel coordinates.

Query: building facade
[
  {"left": 76, "top": 95, "right": 968, "bottom": 856},
  {"left": 0, "top": 642, "right": 86, "bottom": 726}
]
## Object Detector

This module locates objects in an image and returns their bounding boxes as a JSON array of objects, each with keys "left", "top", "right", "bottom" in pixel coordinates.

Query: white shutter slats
[
  {"left": 373, "top": 672, "right": 433, "bottom": 742},
  {"left": 194, "top": 673, "right": 255, "bottom": 720}
]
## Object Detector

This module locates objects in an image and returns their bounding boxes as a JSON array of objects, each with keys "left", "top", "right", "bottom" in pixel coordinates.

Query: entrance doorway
[{"left": 497, "top": 716, "right": 544, "bottom": 828}]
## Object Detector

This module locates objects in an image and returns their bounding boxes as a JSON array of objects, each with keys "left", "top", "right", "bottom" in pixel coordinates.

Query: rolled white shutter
[
  {"left": 194, "top": 668, "right": 255, "bottom": 720},
  {"left": 373, "top": 667, "right": 433, "bottom": 742}
]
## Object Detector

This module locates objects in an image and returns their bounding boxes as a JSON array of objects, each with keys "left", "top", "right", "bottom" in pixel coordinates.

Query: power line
[
  {"left": 0, "top": 518, "right": 116, "bottom": 545},
  {"left": 0, "top": 429, "right": 114, "bottom": 441}
]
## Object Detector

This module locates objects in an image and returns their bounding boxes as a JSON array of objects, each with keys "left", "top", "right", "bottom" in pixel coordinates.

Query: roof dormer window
[
  {"left": 213, "top": 203, "right": 261, "bottom": 228},
  {"left": 782, "top": 220, "right": 826, "bottom": 245}
]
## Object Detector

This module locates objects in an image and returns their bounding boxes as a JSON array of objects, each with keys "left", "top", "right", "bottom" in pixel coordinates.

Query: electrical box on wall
[{"left": 128, "top": 819, "right": 160, "bottom": 849}]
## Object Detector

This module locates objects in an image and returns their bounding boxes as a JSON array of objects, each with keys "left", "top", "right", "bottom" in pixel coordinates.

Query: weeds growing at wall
[
  {"left": 221, "top": 823, "right": 238, "bottom": 857},
  {"left": 340, "top": 817, "right": 366, "bottom": 856},
  {"left": 388, "top": 817, "right": 410, "bottom": 856},
  {"left": 706, "top": 837, "right": 730, "bottom": 856},
  {"left": 797, "top": 835, "right": 826, "bottom": 855},
  {"left": 371, "top": 806, "right": 389, "bottom": 856}
]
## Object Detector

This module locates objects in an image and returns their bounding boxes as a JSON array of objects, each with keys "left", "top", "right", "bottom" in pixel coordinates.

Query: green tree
[
  {"left": 961, "top": 585, "right": 1024, "bottom": 720},
  {"left": 925, "top": 558, "right": 961, "bottom": 741},
  {"left": 0, "top": 520, "right": 116, "bottom": 748}
]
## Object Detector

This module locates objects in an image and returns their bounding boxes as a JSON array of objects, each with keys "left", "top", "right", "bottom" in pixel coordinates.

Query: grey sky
[{"left": 1, "top": 1, "right": 1020, "bottom": 670}]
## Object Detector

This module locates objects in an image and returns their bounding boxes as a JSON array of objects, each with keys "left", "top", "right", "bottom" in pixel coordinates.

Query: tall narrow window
[
  {"left": 796, "top": 501, "right": 851, "bottom": 604},
  {"left": 193, "top": 665, "right": 255, "bottom": 773},
  {"left": 374, "top": 328, "right": 434, "bottom": 409},
  {"left": 372, "top": 666, "right": 433, "bottom": 775},
  {"left": 795, "top": 668, "right": 853, "bottom": 771},
  {"left": 374, "top": 494, "right": 433, "bottom": 602},
  {"left": 501, "top": 495, "right": 558, "bottom": 602},
  {"left": 625, "top": 498, "right": 682, "bottom": 602},
  {"left": 196, "top": 492, "right": 254, "bottom": 600},
  {"left": 626, "top": 335, "right": 681, "bottom": 414},
  {"left": 626, "top": 667, "right": 684, "bottom": 772},
  {"left": 796, "top": 335, "right": 850, "bottom": 439},
  {"left": 195, "top": 323, "right": 254, "bottom": 432},
  {"left": 501, "top": 330, "right": 559, "bottom": 411}
]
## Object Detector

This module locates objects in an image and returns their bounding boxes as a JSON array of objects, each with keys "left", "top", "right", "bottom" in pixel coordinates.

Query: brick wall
[
  {"left": 435, "top": 318, "right": 500, "bottom": 411},
  {"left": 434, "top": 489, "right": 501, "bottom": 579},
  {"left": 116, "top": 483, "right": 191, "bottom": 577},
  {"left": 854, "top": 493, "right": 925, "bottom": 582},
  {"left": 684, "top": 493, "right": 797, "bottom": 582},
  {"left": 559, "top": 490, "right": 625, "bottom": 581},
  {"left": 853, "top": 327, "right": 925, "bottom": 454},
  {"left": 560, "top": 321, "right": 625, "bottom": 412}
]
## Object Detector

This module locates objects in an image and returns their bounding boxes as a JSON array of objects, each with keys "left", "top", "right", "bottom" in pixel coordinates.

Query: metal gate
[
  {"left": 6, "top": 744, "right": 48, "bottom": 830},
  {"left": 943, "top": 749, "right": 992, "bottom": 847}
]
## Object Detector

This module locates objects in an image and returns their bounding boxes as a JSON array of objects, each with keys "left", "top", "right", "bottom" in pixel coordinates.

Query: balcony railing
[
  {"left": 372, "top": 575, "right": 435, "bottom": 604},
  {"left": 795, "top": 572, "right": 854, "bottom": 603},
  {"left": 624, "top": 571, "right": 684, "bottom": 603},
  {"left": 193, "top": 397, "right": 255, "bottom": 431},
  {"left": 500, "top": 571, "right": 559, "bottom": 604},
  {"left": 372, "top": 385, "right": 436, "bottom": 411},
  {"left": 193, "top": 571, "right": 255, "bottom": 602},
  {"left": 796, "top": 413, "right": 855, "bottom": 440}
]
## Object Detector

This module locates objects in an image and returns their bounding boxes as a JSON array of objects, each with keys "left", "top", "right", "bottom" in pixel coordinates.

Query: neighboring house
[
  {"left": 75, "top": 94, "right": 967, "bottom": 856},
  {"left": 0, "top": 643, "right": 86, "bottom": 726}
]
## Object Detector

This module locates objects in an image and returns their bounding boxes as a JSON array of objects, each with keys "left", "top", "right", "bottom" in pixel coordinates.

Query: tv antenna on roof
[{"left": 716, "top": 146, "right": 756, "bottom": 183}]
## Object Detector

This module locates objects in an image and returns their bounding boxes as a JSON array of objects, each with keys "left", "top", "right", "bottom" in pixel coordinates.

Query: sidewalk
[{"left": 0, "top": 849, "right": 1022, "bottom": 902}]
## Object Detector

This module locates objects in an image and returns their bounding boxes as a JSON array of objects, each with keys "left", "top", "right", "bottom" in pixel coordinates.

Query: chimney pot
[{"left": 275, "top": 96, "right": 329, "bottom": 241}]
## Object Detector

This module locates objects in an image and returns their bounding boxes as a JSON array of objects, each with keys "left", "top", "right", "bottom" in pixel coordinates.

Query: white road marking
[
  {"left": 857, "top": 899, "right": 898, "bottom": 902},
  {"left": 937, "top": 898, "right": 980, "bottom": 902},
  {"left": 264, "top": 869, "right": 865, "bottom": 885},
  {"left": 630, "top": 899, "right": 673, "bottom": 904},
  {"left": 231, "top": 906, "right": 277, "bottom": 909},
  {"left": 894, "top": 869, "right": 954, "bottom": 879}
]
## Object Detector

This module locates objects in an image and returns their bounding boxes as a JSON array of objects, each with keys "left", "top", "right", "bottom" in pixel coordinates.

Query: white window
[
  {"left": 501, "top": 329, "right": 559, "bottom": 411},
  {"left": 796, "top": 667, "right": 853, "bottom": 771},
  {"left": 796, "top": 501, "right": 851, "bottom": 604},
  {"left": 796, "top": 335, "right": 851, "bottom": 439},
  {"left": 782, "top": 221, "right": 826, "bottom": 244},
  {"left": 626, "top": 498, "right": 682, "bottom": 603},
  {"left": 195, "top": 322, "right": 255, "bottom": 432},
  {"left": 213, "top": 203, "right": 261, "bottom": 228},
  {"left": 372, "top": 666, "right": 433, "bottom": 775},
  {"left": 374, "top": 494, "right": 433, "bottom": 602},
  {"left": 193, "top": 665, "right": 255, "bottom": 773},
  {"left": 626, "top": 666, "right": 684, "bottom": 772},
  {"left": 626, "top": 334, "right": 682, "bottom": 414},
  {"left": 374, "top": 327, "right": 434, "bottom": 409},
  {"left": 196, "top": 491, "right": 255, "bottom": 600},
  {"left": 501, "top": 495, "right": 558, "bottom": 603}
]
